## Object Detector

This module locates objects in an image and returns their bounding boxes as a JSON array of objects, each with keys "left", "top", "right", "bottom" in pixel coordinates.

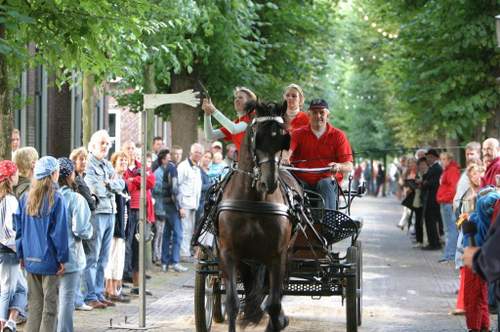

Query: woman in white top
[
  {"left": 282, "top": 83, "right": 309, "bottom": 132},
  {"left": 202, "top": 86, "right": 257, "bottom": 154}
]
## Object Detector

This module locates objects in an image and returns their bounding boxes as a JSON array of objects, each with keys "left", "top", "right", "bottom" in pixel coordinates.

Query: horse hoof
[
  {"left": 265, "top": 316, "right": 289, "bottom": 332},
  {"left": 281, "top": 315, "right": 289, "bottom": 329}
]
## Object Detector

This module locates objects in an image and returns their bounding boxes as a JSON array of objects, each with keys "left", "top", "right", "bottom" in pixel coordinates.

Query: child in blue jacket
[{"left": 15, "top": 156, "right": 69, "bottom": 332}]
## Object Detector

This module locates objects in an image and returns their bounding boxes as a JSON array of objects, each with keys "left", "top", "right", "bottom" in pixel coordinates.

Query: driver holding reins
[{"left": 289, "top": 99, "right": 353, "bottom": 210}]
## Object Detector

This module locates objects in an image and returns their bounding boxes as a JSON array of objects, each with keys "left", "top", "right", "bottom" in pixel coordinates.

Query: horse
[{"left": 217, "top": 100, "right": 293, "bottom": 332}]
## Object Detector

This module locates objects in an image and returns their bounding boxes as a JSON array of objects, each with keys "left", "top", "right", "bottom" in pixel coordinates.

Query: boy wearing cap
[
  {"left": 289, "top": 99, "right": 353, "bottom": 209},
  {"left": 14, "top": 156, "right": 69, "bottom": 332}
]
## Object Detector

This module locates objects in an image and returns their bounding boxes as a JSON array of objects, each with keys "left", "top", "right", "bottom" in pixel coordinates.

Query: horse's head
[{"left": 247, "top": 101, "right": 290, "bottom": 194}]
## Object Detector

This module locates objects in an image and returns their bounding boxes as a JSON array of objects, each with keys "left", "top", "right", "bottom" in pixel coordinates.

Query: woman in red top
[
  {"left": 283, "top": 83, "right": 309, "bottom": 132},
  {"left": 202, "top": 86, "right": 257, "bottom": 153},
  {"left": 121, "top": 141, "right": 155, "bottom": 294}
]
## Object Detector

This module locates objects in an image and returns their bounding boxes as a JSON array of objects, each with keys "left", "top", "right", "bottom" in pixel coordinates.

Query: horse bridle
[{"left": 247, "top": 115, "right": 286, "bottom": 188}]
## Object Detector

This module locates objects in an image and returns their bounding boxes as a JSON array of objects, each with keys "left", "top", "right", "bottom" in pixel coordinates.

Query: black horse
[{"left": 217, "top": 100, "right": 292, "bottom": 332}]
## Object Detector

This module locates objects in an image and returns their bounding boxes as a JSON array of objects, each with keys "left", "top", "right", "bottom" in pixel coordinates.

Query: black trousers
[
  {"left": 425, "top": 207, "right": 441, "bottom": 247},
  {"left": 414, "top": 207, "right": 424, "bottom": 244}
]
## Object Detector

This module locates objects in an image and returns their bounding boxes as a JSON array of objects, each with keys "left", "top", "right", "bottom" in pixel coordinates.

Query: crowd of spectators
[
  {"left": 392, "top": 139, "right": 500, "bottom": 332},
  {"left": 0, "top": 129, "right": 230, "bottom": 331}
]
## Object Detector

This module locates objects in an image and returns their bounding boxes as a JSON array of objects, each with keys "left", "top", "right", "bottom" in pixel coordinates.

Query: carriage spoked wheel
[
  {"left": 194, "top": 266, "right": 215, "bottom": 332},
  {"left": 345, "top": 246, "right": 359, "bottom": 332},
  {"left": 213, "top": 279, "right": 226, "bottom": 323},
  {"left": 354, "top": 240, "right": 363, "bottom": 326}
]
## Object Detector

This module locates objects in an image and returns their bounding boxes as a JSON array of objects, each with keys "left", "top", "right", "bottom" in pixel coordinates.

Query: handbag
[{"left": 401, "top": 191, "right": 416, "bottom": 209}]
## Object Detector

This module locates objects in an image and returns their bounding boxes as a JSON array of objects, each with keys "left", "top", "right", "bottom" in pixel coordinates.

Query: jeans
[
  {"left": 0, "top": 252, "right": 26, "bottom": 321},
  {"left": 302, "top": 177, "right": 339, "bottom": 210},
  {"left": 440, "top": 203, "right": 458, "bottom": 261},
  {"left": 57, "top": 271, "right": 80, "bottom": 332},
  {"left": 26, "top": 273, "right": 59, "bottom": 332},
  {"left": 124, "top": 210, "right": 139, "bottom": 277},
  {"left": 83, "top": 213, "right": 115, "bottom": 302},
  {"left": 180, "top": 208, "right": 196, "bottom": 258},
  {"left": 162, "top": 204, "right": 183, "bottom": 265},
  {"left": 153, "top": 218, "right": 165, "bottom": 262},
  {"left": 73, "top": 275, "right": 84, "bottom": 308}
]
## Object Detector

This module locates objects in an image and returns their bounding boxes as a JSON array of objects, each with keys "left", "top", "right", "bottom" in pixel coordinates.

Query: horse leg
[
  {"left": 222, "top": 252, "right": 239, "bottom": 332},
  {"left": 265, "top": 255, "right": 288, "bottom": 332}
]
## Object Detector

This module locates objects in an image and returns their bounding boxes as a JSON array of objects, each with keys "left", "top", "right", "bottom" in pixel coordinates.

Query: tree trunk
[
  {"left": 143, "top": 62, "right": 157, "bottom": 151},
  {"left": 0, "top": 22, "right": 12, "bottom": 160},
  {"left": 171, "top": 71, "right": 198, "bottom": 159},
  {"left": 82, "top": 72, "right": 94, "bottom": 147}
]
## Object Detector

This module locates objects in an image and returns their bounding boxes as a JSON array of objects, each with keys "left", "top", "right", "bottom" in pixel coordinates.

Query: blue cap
[
  {"left": 58, "top": 157, "right": 75, "bottom": 179},
  {"left": 34, "top": 156, "right": 60, "bottom": 180}
]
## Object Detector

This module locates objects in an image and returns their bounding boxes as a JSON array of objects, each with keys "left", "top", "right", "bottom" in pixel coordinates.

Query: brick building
[{"left": 13, "top": 69, "right": 173, "bottom": 158}]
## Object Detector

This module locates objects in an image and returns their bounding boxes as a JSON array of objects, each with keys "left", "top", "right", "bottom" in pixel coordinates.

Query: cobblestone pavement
[{"left": 22, "top": 196, "right": 499, "bottom": 331}]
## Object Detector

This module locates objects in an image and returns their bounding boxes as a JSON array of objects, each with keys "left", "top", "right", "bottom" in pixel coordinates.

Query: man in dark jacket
[
  {"left": 464, "top": 213, "right": 500, "bottom": 327},
  {"left": 421, "top": 149, "right": 443, "bottom": 250}
]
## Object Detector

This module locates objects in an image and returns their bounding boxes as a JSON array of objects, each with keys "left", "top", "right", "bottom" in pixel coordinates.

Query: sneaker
[
  {"left": 161, "top": 264, "right": 169, "bottom": 272},
  {"left": 75, "top": 303, "right": 94, "bottom": 311},
  {"left": 3, "top": 319, "right": 16, "bottom": 332},
  {"left": 130, "top": 288, "right": 153, "bottom": 296},
  {"left": 172, "top": 263, "right": 188, "bottom": 272}
]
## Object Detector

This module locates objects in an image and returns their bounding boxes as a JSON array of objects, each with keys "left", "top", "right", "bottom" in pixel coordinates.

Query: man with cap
[
  {"left": 289, "top": 99, "right": 353, "bottom": 209},
  {"left": 421, "top": 149, "right": 443, "bottom": 250}
]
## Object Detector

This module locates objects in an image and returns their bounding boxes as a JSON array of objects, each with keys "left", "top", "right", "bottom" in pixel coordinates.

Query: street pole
[
  {"left": 110, "top": 90, "right": 199, "bottom": 331},
  {"left": 139, "top": 107, "right": 148, "bottom": 327}
]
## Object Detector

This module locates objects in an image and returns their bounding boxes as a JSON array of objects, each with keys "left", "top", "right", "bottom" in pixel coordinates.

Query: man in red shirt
[
  {"left": 436, "top": 152, "right": 461, "bottom": 262},
  {"left": 290, "top": 99, "right": 353, "bottom": 209},
  {"left": 481, "top": 138, "right": 500, "bottom": 187}
]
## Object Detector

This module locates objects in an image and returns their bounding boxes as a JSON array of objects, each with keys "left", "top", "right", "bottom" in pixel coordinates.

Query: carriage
[{"left": 193, "top": 173, "right": 365, "bottom": 332}]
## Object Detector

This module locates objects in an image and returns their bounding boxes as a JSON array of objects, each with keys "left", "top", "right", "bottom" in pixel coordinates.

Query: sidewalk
[{"left": 20, "top": 196, "right": 496, "bottom": 331}]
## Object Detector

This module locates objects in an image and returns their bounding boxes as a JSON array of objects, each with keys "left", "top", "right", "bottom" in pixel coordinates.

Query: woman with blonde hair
[
  {"left": 104, "top": 151, "right": 131, "bottom": 302},
  {"left": 202, "top": 86, "right": 257, "bottom": 153},
  {"left": 70, "top": 146, "right": 97, "bottom": 212},
  {"left": 283, "top": 83, "right": 309, "bottom": 131},
  {"left": 15, "top": 156, "right": 69, "bottom": 332},
  {"left": 12, "top": 146, "right": 38, "bottom": 198}
]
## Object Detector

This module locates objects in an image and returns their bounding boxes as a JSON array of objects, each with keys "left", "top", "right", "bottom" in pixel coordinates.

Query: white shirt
[
  {"left": 0, "top": 194, "right": 18, "bottom": 251},
  {"left": 177, "top": 158, "right": 202, "bottom": 210}
]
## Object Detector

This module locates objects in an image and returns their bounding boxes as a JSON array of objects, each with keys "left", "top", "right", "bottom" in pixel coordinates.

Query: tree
[
  {"left": 363, "top": 0, "right": 500, "bottom": 145},
  {"left": 0, "top": 0, "right": 153, "bottom": 158}
]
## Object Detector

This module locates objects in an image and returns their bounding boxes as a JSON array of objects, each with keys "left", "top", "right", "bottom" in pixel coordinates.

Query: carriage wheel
[
  {"left": 194, "top": 266, "right": 214, "bottom": 332},
  {"left": 354, "top": 241, "right": 363, "bottom": 326},
  {"left": 345, "top": 246, "right": 358, "bottom": 332},
  {"left": 213, "top": 279, "right": 226, "bottom": 323}
]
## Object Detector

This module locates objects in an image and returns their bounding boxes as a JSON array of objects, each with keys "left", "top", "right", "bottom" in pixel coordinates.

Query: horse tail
[{"left": 240, "top": 265, "right": 267, "bottom": 327}]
